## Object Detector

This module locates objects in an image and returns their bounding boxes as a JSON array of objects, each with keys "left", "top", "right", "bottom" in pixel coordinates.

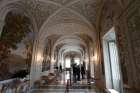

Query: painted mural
[{"left": 0, "top": 11, "right": 34, "bottom": 80}]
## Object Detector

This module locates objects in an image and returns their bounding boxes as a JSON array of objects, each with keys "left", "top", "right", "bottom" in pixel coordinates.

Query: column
[
  {"left": 0, "top": 20, "right": 5, "bottom": 37},
  {"left": 50, "top": 58, "right": 55, "bottom": 73},
  {"left": 90, "top": 59, "right": 95, "bottom": 78}
]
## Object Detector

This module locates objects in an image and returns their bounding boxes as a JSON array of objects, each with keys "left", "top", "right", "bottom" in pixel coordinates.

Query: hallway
[{"left": 1, "top": 0, "right": 140, "bottom": 93}]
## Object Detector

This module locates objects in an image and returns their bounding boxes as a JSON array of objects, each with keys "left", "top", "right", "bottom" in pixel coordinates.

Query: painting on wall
[
  {"left": 42, "top": 42, "right": 51, "bottom": 72},
  {"left": 0, "top": 11, "right": 34, "bottom": 80},
  {"left": 42, "top": 59, "right": 51, "bottom": 72}
]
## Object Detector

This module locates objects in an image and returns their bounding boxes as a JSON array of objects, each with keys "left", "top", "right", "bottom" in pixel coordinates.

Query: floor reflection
[{"left": 32, "top": 70, "right": 100, "bottom": 93}]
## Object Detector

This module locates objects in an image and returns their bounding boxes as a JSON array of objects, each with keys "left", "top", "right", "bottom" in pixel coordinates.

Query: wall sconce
[
  {"left": 37, "top": 52, "right": 43, "bottom": 62},
  {"left": 93, "top": 54, "right": 97, "bottom": 61},
  {"left": 93, "top": 52, "right": 98, "bottom": 65},
  {"left": 91, "top": 56, "right": 95, "bottom": 61},
  {"left": 51, "top": 58, "right": 55, "bottom": 63},
  {"left": 85, "top": 57, "right": 88, "bottom": 62}
]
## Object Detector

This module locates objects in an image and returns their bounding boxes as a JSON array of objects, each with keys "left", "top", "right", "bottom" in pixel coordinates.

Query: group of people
[
  {"left": 72, "top": 63, "right": 85, "bottom": 83},
  {"left": 55, "top": 64, "right": 62, "bottom": 73}
]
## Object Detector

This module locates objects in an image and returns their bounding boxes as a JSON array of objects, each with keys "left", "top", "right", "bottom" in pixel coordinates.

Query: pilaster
[{"left": 0, "top": 20, "right": 5, "bottom": 37}]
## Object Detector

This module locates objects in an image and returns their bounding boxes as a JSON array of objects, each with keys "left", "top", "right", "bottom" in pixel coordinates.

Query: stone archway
[
  {"left": 0, "top": 0, "right": 38, "bottom": 37},
  {"left": 0, "top": 0, "right": 101, "bottom": 88},
  {"left": 30, "top": 7, "right": 97, "bottom": 86}
]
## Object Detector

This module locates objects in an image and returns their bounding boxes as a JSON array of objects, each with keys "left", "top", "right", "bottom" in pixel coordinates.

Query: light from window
[
  {"left": 75, "top": 58, "right": 80, "bottom": 65},
  {"left": 65, "top": 58, "right": 71, "bottom": 68}
]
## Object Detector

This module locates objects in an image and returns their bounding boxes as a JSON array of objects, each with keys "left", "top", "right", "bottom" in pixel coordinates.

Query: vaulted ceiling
[
  {"left": 0, "top": 0, "right": 125, "bottom": 58},
  {"left": 16, "top": 0, "right": 101, "bottom": 29}
]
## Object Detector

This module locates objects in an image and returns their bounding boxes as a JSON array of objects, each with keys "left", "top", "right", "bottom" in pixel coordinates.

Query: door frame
[{"left": 102, "top": 27, "right": 123, "bottom": 93}]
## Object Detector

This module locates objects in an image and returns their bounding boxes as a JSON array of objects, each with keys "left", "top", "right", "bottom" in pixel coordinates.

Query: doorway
[{"left": 102, "top": 27, "right": 123, "bottom": 93}]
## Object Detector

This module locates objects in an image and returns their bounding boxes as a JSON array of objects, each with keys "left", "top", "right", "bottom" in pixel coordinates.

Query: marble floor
[{"left": 32, "top": 71, "right": 101, "bottom": 93}]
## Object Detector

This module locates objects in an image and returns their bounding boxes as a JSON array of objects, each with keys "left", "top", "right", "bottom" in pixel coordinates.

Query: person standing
[
  {"left": 81, "top": 65, "right": 85, "bottom": 79},
  {"left": 55, "top": 66, "right": 59, "bottom": 81},
  {"left": 59, "top": 64, "right": 62, "bottom": 72},
  {"left": 77, "top": 65, "right": 80, "bottom": 81},
  {"left": 72, "top": 63, "right": 77, "bottom": 83}
]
